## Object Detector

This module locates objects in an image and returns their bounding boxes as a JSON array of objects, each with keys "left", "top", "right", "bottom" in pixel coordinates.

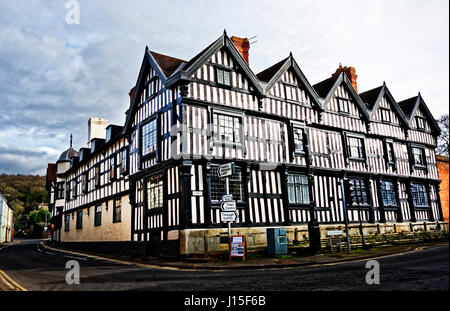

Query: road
[{"left": 0, "top": 239, "right": 448, "bottom": 291}]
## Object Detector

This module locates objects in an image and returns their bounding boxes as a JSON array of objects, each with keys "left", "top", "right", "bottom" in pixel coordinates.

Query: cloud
[{"left": 0, "top": 0, "right": 448, "bottom": 175}]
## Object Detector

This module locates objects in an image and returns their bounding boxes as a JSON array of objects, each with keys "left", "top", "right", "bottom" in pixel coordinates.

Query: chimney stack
[
  {"left": 88, "top": 117, "right": 109, "bottom": 147},
  {"left": 231, "top": 36, "right": 250, "bottom": 64},
  {"left": 332, "top": 65, "right": 358, "bottom": 93},
  {"left": 129, "top": 86, "right": 135, "bottom": 105}
]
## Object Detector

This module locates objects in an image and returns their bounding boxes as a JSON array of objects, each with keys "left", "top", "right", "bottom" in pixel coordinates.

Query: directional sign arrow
[
  {"left": 220, "top": 200, "right": 237, "bottom": 212},
  {"left": 221, "top": 211, "right": 238, "bottom": 222}
]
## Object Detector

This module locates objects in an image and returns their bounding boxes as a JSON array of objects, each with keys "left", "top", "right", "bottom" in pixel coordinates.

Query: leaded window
[
  {"left": 287, "top": 173, "right": 309, "bottom": 205},
  {"left": 411, "top": 183, "right": 429, "bottom": 207},
  {"left": 387, "top": 142, "right": 395, "bottom": 164},
  {"left": 349, "top": 178, "right": 369, "bottom": 206},
  {"left": 216, "top": 68, "right": 231, "bottom": 86},
  {"left": 381, "top": 180, "right": 397, "bottom": 207},
  {"left": 147, "top": 174, "right": 163, "bottom": 209},
  {"left": 142, "top": 119, "right": 157, "bottom": 156},
  {"left": 119, "top": 148, "right": 128, "bottom": 175},
  {"left": 213, "top": 113, "right": 242, "bottom": 144},
  {"left": 208, "top": 165, "right": 244, "bottom": 202},
  {"left": 347, "top": 136, "right": 365, "bottom": 160}
]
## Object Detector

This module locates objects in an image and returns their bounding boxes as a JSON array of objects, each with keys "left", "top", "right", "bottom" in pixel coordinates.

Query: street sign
[
  {"left": 221, "top": 211, "right": 238, "bottom": 222},
  {"left": 222, "top": 194, "right": 233, "bottom": 201},
  {"left": 327, "top": 230, "right": 343, "bottom": 236},
  {"left": 221, "top": 200, "right": 237, "bottom": 212},
  {"left": 218, "top": 162, "right": 234, "bottom": 178}
]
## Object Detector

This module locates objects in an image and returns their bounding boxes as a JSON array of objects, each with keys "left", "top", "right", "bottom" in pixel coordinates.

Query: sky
[{"left": 0, "top": 0, "right": 448, "bottom": 175}]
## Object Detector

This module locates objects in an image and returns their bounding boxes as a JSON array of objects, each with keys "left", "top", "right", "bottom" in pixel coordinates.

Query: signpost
[
  {"left": 218, "top": 162, "right": 238, "bottom": 257},
  {"left": 327, "top": 230, "right": 343, "bottom": 252}
]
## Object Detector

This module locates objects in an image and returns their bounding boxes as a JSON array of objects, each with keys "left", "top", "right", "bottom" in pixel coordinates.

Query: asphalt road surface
[{"left": 0, "top": 239, "right": 448, "bottom": 291}]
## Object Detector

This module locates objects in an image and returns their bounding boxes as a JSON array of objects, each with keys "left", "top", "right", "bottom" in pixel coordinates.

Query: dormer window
[
  {"left": 216, "top": 68, "right": 231, "bottom": 86},
  {"left": 380, "top": 108, "right": 391, "bottom": 123},
  {"left": 415, "top": 116, "right": 426, "bottom": 130},
  {"left": 106, "top": 128, "right": 112, "bottom": 142}
]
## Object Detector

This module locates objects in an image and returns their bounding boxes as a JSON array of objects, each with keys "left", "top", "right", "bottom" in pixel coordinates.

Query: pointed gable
[
  {"left": 257, "top": 55, "right": 322, "bottom": 110},
  {"left": 313, "top": 73, "right": 370, "bottom": 121},
  {"left": 360, "top": 84, "right": 409, "bottom": 128},
  {"left": 150, "top": 51, "right": 186, "bottom": 78},
  {"left": 399, "top": 94, "right": 440, "bottom": 135},
  {"left": 173, "top": 32, "right": 263, "bottom": 95}
]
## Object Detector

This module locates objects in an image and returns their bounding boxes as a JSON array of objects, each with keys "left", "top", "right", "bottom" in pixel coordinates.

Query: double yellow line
[{"left": 0, "top": 269, "right": 27, "bottom": 291}]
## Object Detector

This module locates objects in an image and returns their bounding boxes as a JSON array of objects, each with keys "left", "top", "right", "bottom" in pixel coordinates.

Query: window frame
[
  {"left": 64, "top": 214, "right": 70, "bottom": 231},
  {"left": 411, "top": 145, "right": 427, "bottom": 169},
  {"left": 140, "top": 116, "right": 159, "bottom": 160},
  {"left": 109, "top": 155, "right": 116, "bottom": 181},
  {"left": 336, "top": 97, "right": 351, "bottom": 114},
  {"left": 81, "top": 172, "right": 88, "bottom": 194},
  {"left": 380, "top": 108, "right": 391, "bottom": 123},
  {"left": 208, "top": 164, "right": 244, "bottom": 204},
  {"left": 56, "top": 182, "right": 65, "bottom": 200},
  {"left": 286, "top": 172, "right": 310, "bottom": 207},
  {"left": 113, "top": 198, "right": 122, "bottom": 223},
  {"left": 72, "top": 179, "right": 78, "bottom": 199},
  {"left": 76, "top": 210, "right": 83, "bottom": 229},
  {"left": 347, "top": 177, "right": 370, "bottom": 208},
  {"left": 415, "top": 116, "right": 427, "bottom": 130},
  {"left": 210, "top": 108, "right": 245, "bottom": 149},
  {"left": 215, "top": 67, "right": 232, "bottom": 87},
  {"left": 145, "top": 173, "right": 164, "bottom": 211},
  {"left": 94, "top": 164, "right": 101, "bottom": 188},
  {"left": 411, "top": 183, "right": 430, "bottom": 208},
  {"left": 94, "top": 205, "right": 102, "bottom": 226},
  {"left": 119, "top": 147, "right": 129, "bottom": 176},
  {"left": 380, "top": 180, "right": 398, "bottom": 208},
  {"left": 345, "top": 134, "right": 366, "bottom": 162},
  {"left": 292, "top": 125, "right": 306, "bottom": 155}
]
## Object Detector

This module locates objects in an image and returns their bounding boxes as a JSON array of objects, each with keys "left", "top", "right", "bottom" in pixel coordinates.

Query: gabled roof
[
  {"left": 312, "top": 75, "right": 340, "bottom": 98},
  {"left": 313, "top": 72, "right": 370, "bottom": 121},
  {"left": 359, "top": 83, "right": 410, "bottom": 128},
  {"left": 359, "top": 85, "right": 383, "bottom": 110},
  {"left": 257, "top": 54, "right": 322, "bottom": 110},
  {"left": 167, "top": 31, "right": 264, "bottom": 94},
  {"left": 150, "top": 51, "right": 186, "bottom": 78},
  {"left": 256, "top": 57, "right": 288, "bottom": 82},
  {"left": 398, "top": 93, "right": 441, "bottom": 135}
]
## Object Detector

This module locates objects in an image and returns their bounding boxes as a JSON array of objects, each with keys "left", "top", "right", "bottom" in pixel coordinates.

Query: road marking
[
  {"left": 41, "top": 242, "right": 193, "bottom": 271},
  {"left": 0, "top": 269, "right": 27, "bottom": 291},
  {"left": 64, "top": 255, "right": 88, "bottom": 261}
]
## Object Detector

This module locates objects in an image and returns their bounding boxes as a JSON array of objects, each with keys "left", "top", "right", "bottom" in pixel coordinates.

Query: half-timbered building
[{"left": 47, "top": 32, "right": 444, "bottom": 257}]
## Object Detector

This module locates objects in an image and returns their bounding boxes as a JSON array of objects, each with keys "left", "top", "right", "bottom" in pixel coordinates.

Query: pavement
[{"left": 0, "top": 239, "right": 448, "bottom": 291}]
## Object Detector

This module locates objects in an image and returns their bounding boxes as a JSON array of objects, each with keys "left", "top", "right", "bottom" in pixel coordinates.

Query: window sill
[
  {"left": 413, "top": 165, "right": 427, "bottom": 170},
  {"left": 349, "top": 157, "right": 366, "bottom": 162},
  {"left": 113, "top": 219, "right": 122, "bottom": 224},
  {"left": 141, "top": 151, "right": 157, "bottom": 161},
  {"left": 212, "top": 141, "right": 245, "bottom": 150}
]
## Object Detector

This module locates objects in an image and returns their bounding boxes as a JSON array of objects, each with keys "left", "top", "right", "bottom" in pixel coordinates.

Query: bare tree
[{"left": 436, "top": 114, "right": 449, "bottom": 156}]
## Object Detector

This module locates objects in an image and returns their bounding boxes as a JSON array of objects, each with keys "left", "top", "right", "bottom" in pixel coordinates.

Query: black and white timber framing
[{"left": 47, "top": 32, "right": 444, "bottom": 255}]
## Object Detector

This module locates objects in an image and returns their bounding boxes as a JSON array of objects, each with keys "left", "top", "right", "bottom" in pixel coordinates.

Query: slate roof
[
  {"left": 397, "top": 96, "right": 418, "bottom": 118},
  {"left": 359, "top": 85, "right": 383, "bottom": 110},
  {"left": 256, "top": 57, "right": 288, "bottom": 82},
  {"left": 57, "top": 148, "right": 79, "bottom": 163},
  {"left": 150, "top": 51, "right": 186, "bottom": 78},
  {"left": 312, "top": 75, "right": 339, "bottom": 98}
]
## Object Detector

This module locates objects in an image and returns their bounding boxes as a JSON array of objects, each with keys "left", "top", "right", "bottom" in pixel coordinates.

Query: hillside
[{"left": 0, "top": 174, "right": 48, "bottom": 221}]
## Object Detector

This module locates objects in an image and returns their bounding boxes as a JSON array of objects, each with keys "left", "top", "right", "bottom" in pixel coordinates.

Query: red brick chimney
[
  {"left": 129, "top": 86, "right": 135, "bottom": 104},
  {"left": 332, "top": 64, "right": 358, "bottom": 93},
  {"left": 231, "top": 36, "right": 250, "bottom": 64}
]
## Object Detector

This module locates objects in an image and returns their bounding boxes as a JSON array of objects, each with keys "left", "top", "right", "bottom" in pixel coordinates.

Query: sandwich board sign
[
  {"left": 229, "top": 235, "right": 246, "bottom": 261},
  {"left": 218, "top": 163, "right": 234, "bottom": 178}
]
